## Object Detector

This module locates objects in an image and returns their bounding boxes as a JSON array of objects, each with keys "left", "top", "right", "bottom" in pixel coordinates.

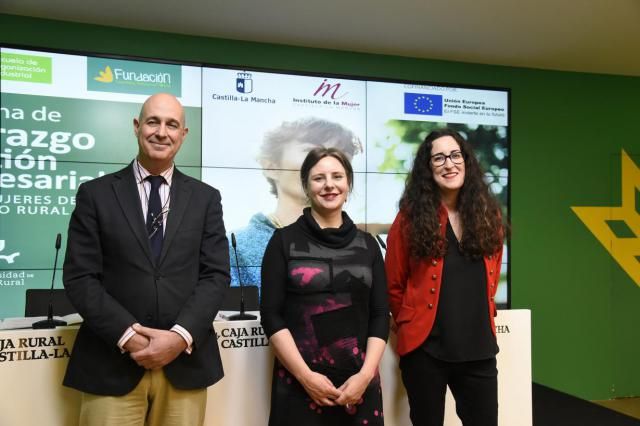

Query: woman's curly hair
[{"left": 399, "top": 128, "right": 504, "bottom": 259}]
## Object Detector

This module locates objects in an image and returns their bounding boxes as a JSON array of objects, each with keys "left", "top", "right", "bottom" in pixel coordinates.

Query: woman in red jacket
[{"left": 385, "top": 128, "right": 504, "bottom": 426}]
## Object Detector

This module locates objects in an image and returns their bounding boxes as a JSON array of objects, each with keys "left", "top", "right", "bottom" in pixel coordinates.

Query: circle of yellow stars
[{"left": 413, "top": 95, "right": 434, "bottom": 113}]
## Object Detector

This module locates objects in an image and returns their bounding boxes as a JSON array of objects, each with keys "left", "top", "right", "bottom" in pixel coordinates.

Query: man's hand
[
  {"left": 129, "top": 324, "right": 188, "bottom": 370},
  {"left": 123, "top": 332, "right": 150, "bottom": 353}
]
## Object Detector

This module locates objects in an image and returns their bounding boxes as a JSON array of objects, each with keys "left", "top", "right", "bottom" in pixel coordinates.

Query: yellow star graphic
[
  {"left": 94, "top": 66, "right": 113, "bottom": 83},
  {"left": 572, "top": 150, "right": 640, "bottom": 287}
]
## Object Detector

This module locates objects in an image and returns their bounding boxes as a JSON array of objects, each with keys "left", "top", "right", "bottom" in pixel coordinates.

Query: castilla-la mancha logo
[{"left": 236, "top": 72, "right": 253, "bottom": 94}]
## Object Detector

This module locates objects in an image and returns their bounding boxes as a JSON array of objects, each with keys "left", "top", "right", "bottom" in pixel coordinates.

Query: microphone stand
[
  {"left": 33, "top": 233, "right": 67, "bottom": 329},
  {"left": 227, "top": 233, "right": 257, "bottom": 321}
]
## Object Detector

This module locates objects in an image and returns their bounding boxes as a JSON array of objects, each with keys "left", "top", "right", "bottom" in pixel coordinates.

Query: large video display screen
[{"left": 0, "top": 46, "right": 510, "bottom": 318}]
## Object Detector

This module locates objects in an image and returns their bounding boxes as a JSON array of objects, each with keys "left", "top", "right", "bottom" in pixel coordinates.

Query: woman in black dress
[{"left": 260, "top": 147, "right": 389, "bottom": 426}]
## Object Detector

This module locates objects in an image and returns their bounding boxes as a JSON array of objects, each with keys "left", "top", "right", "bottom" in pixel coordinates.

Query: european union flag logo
[{"left": 404, "top": 93, "right": 443, "bottom": 116}]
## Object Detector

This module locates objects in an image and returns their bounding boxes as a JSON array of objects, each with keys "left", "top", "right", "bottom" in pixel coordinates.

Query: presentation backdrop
[{"left": 0, "top": 46, "right": 509, "bottom": 318}]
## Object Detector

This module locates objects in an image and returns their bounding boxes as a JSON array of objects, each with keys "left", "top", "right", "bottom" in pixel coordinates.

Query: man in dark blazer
[{"left": 63, "top": 93, "right": 230, "bottom": 425}]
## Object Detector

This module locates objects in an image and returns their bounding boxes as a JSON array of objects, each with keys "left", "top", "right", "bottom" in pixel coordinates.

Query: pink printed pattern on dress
[{"left": 291, "top": 267, "right": 324, "bottom": 286}]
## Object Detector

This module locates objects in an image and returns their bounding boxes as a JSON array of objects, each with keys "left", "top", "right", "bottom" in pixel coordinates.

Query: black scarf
[{"left": 297, "top": 207, "right": 358, "bottom": 249}]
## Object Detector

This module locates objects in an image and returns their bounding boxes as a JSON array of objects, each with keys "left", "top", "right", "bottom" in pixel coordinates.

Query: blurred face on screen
[
  {"left": 267, "top": 137, "right": 347, "bottom": 203},
  {"left": 270, "top": 141, "right": 316, "bottom": 202},
  {"left": 430, "top": 135, "right": 466, "bottom": 196},
  {"left": 306, "top": 156, "right": 349, "bottom": 216},
  {"left": 134, "top": 93, "right": 188, "bottom": 174}
]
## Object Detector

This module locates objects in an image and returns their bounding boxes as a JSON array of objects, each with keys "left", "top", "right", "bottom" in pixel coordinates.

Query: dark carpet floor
[{"left": 533, "top": 383, "right": 640, "bottom": 426}]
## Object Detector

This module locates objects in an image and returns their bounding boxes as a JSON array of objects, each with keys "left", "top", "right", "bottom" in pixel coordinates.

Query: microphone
[
  {"left": 33, "top": 233, "right": 67, "bottom": 329},
  {"left": 226, "top": 233, "right": 257, "bottom": 321},
  {"left": 375, "top": 234, "right": 387, "bottom": 250}
]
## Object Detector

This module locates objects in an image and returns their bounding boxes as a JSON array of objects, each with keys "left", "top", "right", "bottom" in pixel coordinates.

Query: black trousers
[{"left": 399, "top": 349, "right": 498, "bottom": 426}]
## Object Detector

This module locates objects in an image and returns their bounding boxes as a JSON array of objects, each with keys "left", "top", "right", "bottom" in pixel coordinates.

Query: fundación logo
[
  {"left": 94, "top": 65, "right": 114, "bottom": 83},
  {"left": 87, "top": 58, "right": 182, "bottom": 96},
  {"left": 572, "top": 150, "right": 640, "bottom": 287},
  {"left": 404, "top": 93, "right": 443, "bottom": 116}
]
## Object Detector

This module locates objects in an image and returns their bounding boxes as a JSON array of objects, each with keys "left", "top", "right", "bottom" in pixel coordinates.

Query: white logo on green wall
[
  {"left": 87, "top": 58, "right": 181, "bottom": 96},
  {"left": 0, "top": 53, "right": 52, "bottom": 84},
  {"left": 0, "top": 240, "right": 20, "bottom": 264}
]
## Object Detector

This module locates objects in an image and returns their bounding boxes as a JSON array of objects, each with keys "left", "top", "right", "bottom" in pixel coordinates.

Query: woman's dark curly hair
[{"left": 399, "top": 128, "right": 504, "bottom": 259}]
